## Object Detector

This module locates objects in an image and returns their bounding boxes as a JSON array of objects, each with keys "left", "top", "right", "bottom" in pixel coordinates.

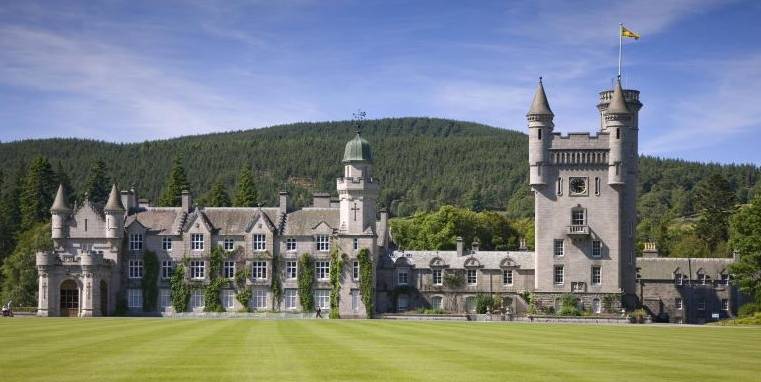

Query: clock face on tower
[{"left": 569, "top": 177, "right": 588, "bottom": 195}]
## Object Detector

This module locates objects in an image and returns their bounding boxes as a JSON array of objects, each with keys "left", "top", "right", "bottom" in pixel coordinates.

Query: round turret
[
  {"left": 343, "top": 132, "right": 373, "bottom": 163},
  {"left": 527, "top": 78, "right": 554, "bottom": 186},
  {"left": 50, "top": 184, "right": 70, "bottom": 239},
  {"left": 104, "top": 184, "right": 125, "bottom": 239}
]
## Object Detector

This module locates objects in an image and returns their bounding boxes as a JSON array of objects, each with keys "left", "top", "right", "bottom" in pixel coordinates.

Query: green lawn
[{"left": 1, "top": 319, "right": 759, "bottom": 381}]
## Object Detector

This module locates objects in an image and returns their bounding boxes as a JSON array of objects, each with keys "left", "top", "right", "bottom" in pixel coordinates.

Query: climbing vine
[
  {"left": 170, "top": 263, "right": 190, "bottom": 312},
  {"left": 141, "top": 250, "right": 159, "bottom": 312},
  {"left": 204, "top": 247, "right": 226, "bottom": 312},
  {"left": 298, "top": 253, "right": 315, "bottom": 312},
  {"left": 357, "top": 248, "right": 374, "bottom": 318},
  {"left": 329, "top": 245, "right": 345, "bottom": 319},
  {"left": 271, "top": 252, "right": 283, "bottom": 311}
]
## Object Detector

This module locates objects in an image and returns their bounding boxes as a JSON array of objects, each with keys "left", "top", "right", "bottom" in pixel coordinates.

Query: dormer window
[
  {"left": 675, "top": 272, "right": 684, "bottom": 286},
  {"left": 697, "top": 271, "right": 707, "bottom": 285}
]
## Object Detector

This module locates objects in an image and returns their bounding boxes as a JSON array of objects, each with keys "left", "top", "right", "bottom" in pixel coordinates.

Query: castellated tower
[
  {"left": 529, "top": 78, "right": 642, "bottom": 309},
  {"left": 337, "top": 130, "right": 379, "bottom": 236}
]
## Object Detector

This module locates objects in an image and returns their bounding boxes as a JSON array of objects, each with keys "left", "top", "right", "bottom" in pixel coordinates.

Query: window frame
[
  {"left": 162, "top": 237, "right": 172, "bottom": 251},
  {"left": 285, "top": 238, "right": 297, "bottom": 252},
  {"left": 223, "top": 261, "right": 235, "bottom": 279},
  {"left": 223, "top": 238, "right": 235, "bottom": 252},
  {"left": 252, "top": 261, "right": 268, "bottom": 280},
  {"left": 592, "top": 240, "right": 602, "bottom": 258},
  {"left": 316, "top": 235, "right": 330, "bottom": 252},
  {"left": 129, "top": 233, "right": 143, "bottom": 252},
  {"left": 286, "top": 261, "right": 298, "bottom": 279},
  {"left": 571, "top": 209, "right": 586, "bottom": 226},
  {"left": 191, "top": 233, "right": 204, "bottom": 251},
  {"left": 591, "top": 266, "right": 602, "bottom": 286},
  {"left": 432, "top": 269, "right": 443, "bottom": 286},
  {"left": 467, "top": 269, "right": 477, "bottom": 286},
  {"left": 190, "top": 260, "right": 205, "bottom": 280},
  {"left": 397, "top": 269, "right": 409, "bottom": 286},
  {"left": 352, "top": 260, "right": 359, "bottom": 280},
  {"left": 675, "top": 297, "right": 683, "bottom": 310},
  {"left": 315, "top": 261, "right": 330, "bottom": 280},
  {"left": 553, "top": 239, "right": 564, "bottom": 257},
  {"left": 160, "top": 260, "right": 173, "bottom": 279},
  {"left": 554, "top": 265, "right": 565, "bottom": 285},
  {"left": 127, "top": 288, "right": 143, "bottom": 308},
  {"left": 253, "top": 234, "right": 266, "bottom": 252},
  {"left": 128, "top": 259, "right": 144, "bottom": 279},
  {"left": 503, "top": 269, "right": 513, "bottom": 286}
]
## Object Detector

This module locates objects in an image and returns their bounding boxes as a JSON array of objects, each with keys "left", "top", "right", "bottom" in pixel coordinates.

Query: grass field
[{"left": 1, "top": 319, "right": 760, "bottom": 381}]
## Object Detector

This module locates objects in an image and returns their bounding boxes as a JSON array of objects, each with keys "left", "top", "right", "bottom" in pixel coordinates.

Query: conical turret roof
[
  {"left": 607, "top": 78, "right": 630, "bottom": 114},
  {"left": 51, "top": 184, "right": 71, "bottom": 213},
  {"left": 104, "top": 184, "right": 125, "bottom": 212},
  {"left": 527, "top": 78, "right": 553, "bottom": 116}
]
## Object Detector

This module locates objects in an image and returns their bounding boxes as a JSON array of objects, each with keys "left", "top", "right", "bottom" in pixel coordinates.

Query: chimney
[
  {"left": 456, "top": 237, "right": 464, "bottom": 257},
  {"left": 279, "top": 191, "right": 290, "bottom": 215},
  {"left": 312, "top": 192, "right": 331, "bottom": 208},
  {"left": 642, "top": 242, "right": 659, "bottom": 258},
  {"left": 519, "top": 237, "right": 527, "bottom": 251},
  {"left": 379, "top": 208, "right": 388, "bottom": 227},
  {"left": 471, "top": 239, "right": 480, "bottom": 253},
  {"left": 121, "top": 187, "right": 137, "bottom": 213},
  {"left": 138, "top": 198, "right": 151, "bottom": 208},
  {"left": 181, "top": 190, "right": 192, "bottom": 212}
]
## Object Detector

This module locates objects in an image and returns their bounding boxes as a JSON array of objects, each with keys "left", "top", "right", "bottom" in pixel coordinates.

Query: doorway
[{"left": 60, "top": 280, "right": 79, "bottom": 317}]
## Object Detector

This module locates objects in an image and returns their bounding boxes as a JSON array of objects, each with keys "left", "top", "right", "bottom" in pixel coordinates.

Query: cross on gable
[{"left": 351, "top": 203, "right": 360, "bottom": 221}]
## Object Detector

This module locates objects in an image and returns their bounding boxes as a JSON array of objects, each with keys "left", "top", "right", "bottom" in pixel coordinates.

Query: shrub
[
  {"left": 738, "top": 303, "right": 759, "bottom": 317},
  {"left": 357, "top": 248, "right": 374, "bottom": 317},
  {"left": 559, "top": 306, "right": 581, "bottom": 316},
  {"left": 475, "top": 293, "right": 500, "bottom": 314}
]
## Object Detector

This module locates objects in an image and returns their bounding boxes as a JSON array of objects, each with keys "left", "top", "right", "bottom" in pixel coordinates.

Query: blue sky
[{"left": 1, "top": 0, "right": 760, "bottom": 164}]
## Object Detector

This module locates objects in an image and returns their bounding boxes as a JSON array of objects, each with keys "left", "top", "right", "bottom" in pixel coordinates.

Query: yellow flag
[{"left": 621, "top": 26, "right": 640, "bottom": 40}]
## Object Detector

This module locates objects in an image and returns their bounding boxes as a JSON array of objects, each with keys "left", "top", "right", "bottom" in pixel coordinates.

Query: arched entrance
[
  {"left": 60, "top": 280, "right": 79, "bottom": 317},
  {"left": 99, "top": 280, "right": 108, "bottom": 317}
]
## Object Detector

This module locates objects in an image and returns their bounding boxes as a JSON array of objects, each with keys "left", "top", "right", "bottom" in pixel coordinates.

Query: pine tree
[
  {"left": 0, "top": 222, "right": 52, "bottom": 306},
  {"left": 158, "top": 156, "right": 191, "bottom": 207},
  {"left": 0, "top": 166, "right": 22, "bottom": 269},
  {"left": 54, "top": 161, "right": 75, "bottom": 206},
  {"left": 19, "top": 157, "right": 56, "bottom": 230},
  {"left": 81, "top": 160, "right": 111, "bottom": 203},
  {"left": 233, "top": 166, "right": 258, "bottom": 207},
  {"left": 206, "top": 181, "right": 231, "bottom": 207},
  {"left": 694, "top": 173, "right": 736, "bottom": 252}
]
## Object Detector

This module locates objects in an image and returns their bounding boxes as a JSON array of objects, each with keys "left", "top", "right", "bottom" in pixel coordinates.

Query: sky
[{"left": 1, "top": 0, "right": 760, "bottom": 164}]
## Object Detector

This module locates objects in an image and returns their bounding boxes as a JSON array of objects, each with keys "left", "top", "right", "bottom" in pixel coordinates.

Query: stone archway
[
  {"left": 60, "top": 280, "right": 79, "bottom": 317},
  {"left": 99, "top": 280, "right": 108, "bottom": 317}
]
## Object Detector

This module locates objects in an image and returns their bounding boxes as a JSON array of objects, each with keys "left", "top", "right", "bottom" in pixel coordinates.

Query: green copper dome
[{"left": 342, "top": 132, "right": 373, "bottom": 163}]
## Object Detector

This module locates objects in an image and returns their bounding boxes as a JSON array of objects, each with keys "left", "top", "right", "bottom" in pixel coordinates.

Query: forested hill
[{"left": 0, "top": 117, "right": 759, "bottom": 218}]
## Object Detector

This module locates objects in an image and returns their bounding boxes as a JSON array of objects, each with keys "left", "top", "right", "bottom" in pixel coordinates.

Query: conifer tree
[
  {"left": 0, "top": 165, "right": 23, "bottom": 266},
  {"left": 158, "top": 156, "right": 191, "bottom": 207},
  {"left": 81, "top": 160, "right": 111, "bottom": 203},
  {"left": 54, "top": 161, "right": 75, "bottom": 206},
  {"left": 233, "top": 166, "right": 258, "bottom": 207},
  {"left": 694, "top": 173, "right": 736, "bottom": 252},
  {"left": 206, "top": 181, "right": 231, "bottom": 207},
  {"left": 19, "top": 156, "right": 56, "bottom": 230}
]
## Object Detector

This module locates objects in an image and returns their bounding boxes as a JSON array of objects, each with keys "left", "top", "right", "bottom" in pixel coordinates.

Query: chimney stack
[
  {"left": 279, "top": 191, "right": 290, "bottom": 215},
  {"left": 312, "top": 192, "right": 331, "bottom": 208},
  {"left": 456, "top": 237, "right": 464, "bottom": 257},
  {"left": 642, "top": 242, "right": 659, "bottom": 258},
  {"left": 181, "top": 190, "right": 192, "bottom": 212}
]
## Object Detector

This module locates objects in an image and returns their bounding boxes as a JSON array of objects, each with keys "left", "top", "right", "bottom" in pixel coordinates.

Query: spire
[
  {"left": 527, "top": 77, "right": 554, "bottom": 116},
  {"left": 104, "top": 184, "right": 125, "bottom": 212},
  {"left": 607, "top": 78, "right": 630, "bottom": 114},
  {"left": 51, "top": 184, "right": 71, "bottom": 213}
]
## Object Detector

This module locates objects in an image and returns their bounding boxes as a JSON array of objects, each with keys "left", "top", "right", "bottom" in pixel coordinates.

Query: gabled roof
[
  {"left": 125, "top": 207, "right": 184, "bottom": 235},
  {"left": 637, "top": 257, "right": 734, "bottom": 280},
  {"left": 282, "top": 208, "right": 339, "bottom": 236}
]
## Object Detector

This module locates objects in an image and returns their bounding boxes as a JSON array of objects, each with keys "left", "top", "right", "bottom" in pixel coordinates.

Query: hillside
[{"left": 1, "top": 117, "right": 759, "bottom": 219}]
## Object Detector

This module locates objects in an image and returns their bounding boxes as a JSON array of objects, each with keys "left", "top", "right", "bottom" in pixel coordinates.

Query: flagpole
[{"left": 618, "top": 23, "right": 622, "bottom": 79}]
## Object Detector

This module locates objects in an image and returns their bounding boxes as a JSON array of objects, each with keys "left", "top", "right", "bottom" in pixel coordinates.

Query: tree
[
  {"left": 233, "top": 166, "right": 258, "bottom": 207},
  {"left": 729, "top": 195, "right": 761, "bottom": 305},
  {"left": 81, "top": 160, "right": 110, "bottom": 203},
  {"left": 205, "top": 181, "right": 231, "bottom": 207},
  {"left": 54, "top": 161, "right": 75, "bottom": 206},
  {"left": 19, "top": 157, "right": 57, "bottom": 230},
  {"left": 694, "top": 173, "right": 736, "bottom": 253},
  {"left": 0, "top": 223, "right": 52, "bottom": 306},
  {"left": 0, "top": 165, "right": 23, "bottom": 269},
  {"left": 158, "top": 156, "right": 190, "bottom": 207}
]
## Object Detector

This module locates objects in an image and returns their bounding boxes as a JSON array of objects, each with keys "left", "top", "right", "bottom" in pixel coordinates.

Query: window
[
  {"left": 353, "top": 238, "right": 359, "bottom": 251},
  {"left": 571, "top": 209, "right": 585, "bottom": 225},
  {"left": 431, "top": 296, "right": 443, "bottom": 310},
  {"left": 253, "top": 234, "right": 266, "bottom": 251},
  {"left": 162, "top": 237, "right": 172, "bottom": 251},
  {"left": 190, "top": 289, "right": 204, "bottom": 310},
  {"left": 556, "top": 177, "right": 563, "bottom": 195},
  {"left": 161, "top": 260, "right": 173, "bottom": 279},
  {"left": 159, "top": 289, "right": 171, "bottom": 311},
  {"left": 675, "top": 298, "right": 683, "bottom": 310},
  {"left": 129, "top": 234, "right": 143, "bottom": 251},
  {"left": 554, "top": 240, "right": 564, "bottom": 257},
  {"left": 592, "top": 298, "right": 601, "bottom": 314},
  {"left": 286, "top": 238, "right": 296, "bottom": 251},
  {"left": 720, "top": 273, "right": 729, "bottom": 286},
  {"left": 127, "top": 289, "right": 142, "bottom": 308},
  {"left": 253, "top": 290, "right": 268, "bottom": 309},
  {"left": 314, "top": 289, "right": 330, "bottom": 309},
  {"left": 397, "top": 270, "right": 409, "bottom": 285},
  {"left": 616, "top": 128, "right": 620, "bottom": 139},
  {"left": 698, "top": 272, "right": 707, "bottom": 285},
  {"left": 191, "top": 234, "right": 204, "bottom": 251},
  {"left": 316, "top": 235, "right": 330, "bottom": 252},
  {"left": 223, "top": 261, "right": 235, "bottom": 279},
  {"left": 351, "top": 289, "right": 359, "bottom": 312},
  {"left": 315, "top": 261, "right": 330, "bottom": 280},
  {"left": 128, "top": 259, "right": 143, "bottom": 279},
  {"left": 252, "top": 261, "right": 267, "bottom": 280},
  {"left": 190, "top": 260, "right": 205, "bottom": 280},
  {"left": 722, "top": 299, "right": 729, "bottom": 311},
  {"left": 675, "top": 272, "right": 684, "bottom": 286},
  {"left": 285, "top": 289, "right": 298, "bottom": 310},
  {"left": 591, "top": 266, "right": 601, "bottom": 285},
  {"left": 223, "top": 289, "right": 235, "bottom": 309},
  {"left": 223, "top": 238, "right": 235, "bottom": 251},
  {"left": 554, "top": 265, "right": 564, "bottom": 285},
  {"left": 352, "top": 261, "right": 359, "bottom": 280},
  {"left": 432, "top": 269, "right": 443, "bottom": 285},
  {"left": 397, "top": 294, "right": 409, "bottom": 311},
  {"left": 538, "top": 128, "right": 542, "bottom": 140},
  {"left": 697, "top": 299, "right": 706, "bottom": 311},
  {"left": 592, "top": 240, "right": 602, "bottom": 258},
  {"left": 286, "top": 261, "right": 297, "bottom": 279},
  {"left": 594, "top": 177, "right": 600, "bottom": 195},
  {"left": 503, "top": 269, "right": 513, "bottom": 285},
  {"left": 467, "top": 269, "right": 477, "bottom": 285}
]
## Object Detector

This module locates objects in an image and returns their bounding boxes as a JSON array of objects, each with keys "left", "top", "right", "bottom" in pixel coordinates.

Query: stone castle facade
[{"left": 36, "top": 80, "right": 740, "bottom": 323}]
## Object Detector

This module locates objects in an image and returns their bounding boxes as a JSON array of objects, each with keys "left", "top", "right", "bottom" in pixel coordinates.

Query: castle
[{"left": 35, "top": 79, "right": 740, "bottom": 323}]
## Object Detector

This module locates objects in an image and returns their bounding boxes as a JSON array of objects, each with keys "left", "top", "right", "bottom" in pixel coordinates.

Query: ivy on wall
[
  {"left": 357, "top": 248, "right": 374, "bottom": 318},
  {"left": 271, "top": 251, "right": 283, "bottom": 311},
  {"left": 141, "top": 250, "right": 159, "bottom": 312},
  {"left": 170, "top": 262, "right": 190, "bottom": 312},
  {"left": 298, "top": 253, "right": 315, "bottom": 312},
  {"left": 328, "top": 245, "right": 345, "bottom": 319},
  {"left": 203, "top": 247, "right": 225, "bottom": 312},
  {"left": 235, "top": 266, "right": 251, "bottom": 312}
]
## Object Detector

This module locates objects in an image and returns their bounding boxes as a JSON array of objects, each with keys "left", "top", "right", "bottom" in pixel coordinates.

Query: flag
[{"left": 621, "top": 26, "right": 640, "bottom": 40}]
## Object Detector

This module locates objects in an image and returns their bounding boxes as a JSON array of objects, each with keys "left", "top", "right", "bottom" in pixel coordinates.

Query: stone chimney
[
  {"left": 181, "top": 190, "right": 192, "bottom": 212},
  {"left": 519, "top": 237, "right": 527, "bottom": 251},
  {"left": 642, "top": 242, "right": 659, "bottom": 258},
  {"left": 312, "top": 192, "right": 331, "bottom": 208},
  {"left": 456, "top": 237, "right": 464, "bottom": 257},
  {"left": 120, "top": 187, "right": 137, "bottom": 213}
]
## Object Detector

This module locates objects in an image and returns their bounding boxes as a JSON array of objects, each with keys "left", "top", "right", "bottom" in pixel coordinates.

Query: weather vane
[{"left": 352, "top": 109, "right": 366, "bottom": 134}]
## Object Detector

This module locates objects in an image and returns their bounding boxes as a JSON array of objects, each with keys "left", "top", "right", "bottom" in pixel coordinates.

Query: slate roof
[
  {"left": 202, "top": 207, "right": 280, "bottom": 235},
  {"left": 126, "top": 207, "right": 185, "bottom": 235},
  {"left": 388, "top": 250, "right": 535, "bottom": 270},
  {"left": 637, "top": 257, "right": 733, "bottom": 280},
  {"left": 527, "top": 78, "right": 553, "bottom": 116},
  {"left": 282, "top": 207, "right": 340, "bottom": 236}
]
